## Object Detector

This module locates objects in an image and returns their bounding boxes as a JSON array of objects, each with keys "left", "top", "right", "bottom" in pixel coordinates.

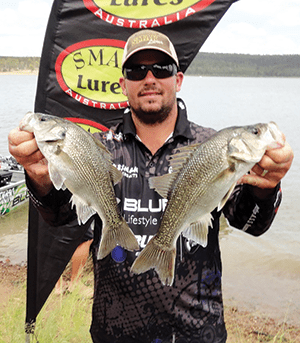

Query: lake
[{"left": 0, "top": 74, "right": 299, "bottom": 324}]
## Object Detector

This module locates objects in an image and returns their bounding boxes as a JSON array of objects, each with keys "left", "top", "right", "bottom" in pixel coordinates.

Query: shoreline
[
  {"left": 0, "top": 69, "right": 38, "bottom": 75},
  {"left": 1, "top": 261, "right": 300, "bottom": 342}
]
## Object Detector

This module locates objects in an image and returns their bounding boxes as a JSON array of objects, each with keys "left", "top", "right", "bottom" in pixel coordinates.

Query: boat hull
[{"left": 0, "top": 171, "right": 29, "bottom": 216}]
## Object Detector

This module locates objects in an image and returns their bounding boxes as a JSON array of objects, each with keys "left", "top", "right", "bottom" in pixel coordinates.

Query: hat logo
[{"left": 147, "top": 39, "right": 164, "bottom": 46}]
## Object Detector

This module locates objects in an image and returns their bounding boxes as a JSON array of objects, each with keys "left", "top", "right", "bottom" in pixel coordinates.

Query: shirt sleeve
[
  {"left": 222, "top": 183, "right": 282, "bottom": 236},
  {"left": 26, "top": 173, "right": 77, "bottom": 227}
]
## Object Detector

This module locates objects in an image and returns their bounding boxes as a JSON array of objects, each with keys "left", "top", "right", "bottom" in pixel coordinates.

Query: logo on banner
[
  {"left": 55, "top": 39, "right": 129, "bottom": 110},
  {"left": 83, "top": 0, "right": 216, "bottom": 28}
]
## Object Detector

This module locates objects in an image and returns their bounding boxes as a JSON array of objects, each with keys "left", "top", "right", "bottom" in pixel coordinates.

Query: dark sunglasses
[{"left": 123, "top": 63, "right": 177, "bottom": 81}]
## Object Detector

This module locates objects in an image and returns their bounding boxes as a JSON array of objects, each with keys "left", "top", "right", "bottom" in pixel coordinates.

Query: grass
[
  {"left": 1, "top": 284, "right": 93, "bottom": 343},
  {"left": 0, "top": 261, "right": 93, "bottom": 343},
  {"left": 0, "top": 260, "right": 299, "bottom": 343},
  {"left": 34, "top": 284, "right": 93, "bottom": 342},
  {"left": 225, "top": 306, "right": 300, "bottom": 343}
]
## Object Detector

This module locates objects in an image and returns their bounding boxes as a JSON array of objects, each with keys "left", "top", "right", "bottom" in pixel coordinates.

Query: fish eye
[
  {"left": 251, "top": 127, "right": 260, "bottom": 135},
  {"left": 40, "top": 117, "right": 47, "bottom": 122}
]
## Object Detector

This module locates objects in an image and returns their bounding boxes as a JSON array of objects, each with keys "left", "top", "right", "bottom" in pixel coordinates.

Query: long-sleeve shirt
[{"left": 28, "top": 99, "right": 281, "bottom": 343}]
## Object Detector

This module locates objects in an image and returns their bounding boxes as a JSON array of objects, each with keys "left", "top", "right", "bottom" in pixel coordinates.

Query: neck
[{"left": 132, "top": 109, "right": 178, "bottom": 155}]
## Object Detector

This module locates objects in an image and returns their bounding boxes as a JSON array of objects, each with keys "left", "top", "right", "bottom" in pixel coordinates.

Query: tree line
[
  {"left": 0, "top": 57, "right": 40, "bottom": 72},
  {"left": 186, "top": 52, "right": 300, "bottom": 77},
  {"left": 1, "top": 54, "right": 300, "bottom": 77}
]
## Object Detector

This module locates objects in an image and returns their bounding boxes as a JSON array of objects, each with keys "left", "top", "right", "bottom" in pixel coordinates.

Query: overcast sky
[{"left": 0, "top": 0, "right": 299, "bottom": 57}]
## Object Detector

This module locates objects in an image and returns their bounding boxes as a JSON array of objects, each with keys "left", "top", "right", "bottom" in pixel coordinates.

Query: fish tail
[
  {"left": 98, "top": 219, "right": 139, "bottom": 259},
  {"left": 131, "top": 237, "right": 176, "bottom": 286},
  {"left": 115, "top": 218, "right": 140, "bottom": 252}
]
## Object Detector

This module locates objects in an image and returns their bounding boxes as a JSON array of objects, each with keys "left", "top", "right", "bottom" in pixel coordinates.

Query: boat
[{"left": 0, "top": 156, "right": 29, "bottom": 216}]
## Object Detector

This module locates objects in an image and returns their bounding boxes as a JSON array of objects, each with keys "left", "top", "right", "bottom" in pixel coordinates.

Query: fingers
[
  {"left": 256, "top": 142, "right": 293, "bottom": 179},
  {"left": 8, "top": 127, "right": 34, "bottom": 146},
  {"left": 8, "top": 127, "right": 47, "bottom": 174},
  {"left": 8, "top": 128, "right": 38, "bottom": 157},
  {"left": 240, "top": 141, "right": 294, "bottom": 190},
  {"left": 266, "top": 141, "right": 293, "bottom": 164},
  {"left": 8, "top": 127, "right": 52, "bottom": 195}
]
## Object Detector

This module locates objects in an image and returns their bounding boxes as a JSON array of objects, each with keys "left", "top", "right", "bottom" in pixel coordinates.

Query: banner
[{"left": 26, "top": 0, "right": 239, "bottom": 335}]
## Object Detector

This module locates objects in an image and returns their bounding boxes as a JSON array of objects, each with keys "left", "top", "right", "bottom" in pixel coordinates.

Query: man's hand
[
  {"left": 240, "top": 141, "right": 294, "bottom": 199},
  {"left": 8, "top": 127, "right": 53, "bottom": 196}
]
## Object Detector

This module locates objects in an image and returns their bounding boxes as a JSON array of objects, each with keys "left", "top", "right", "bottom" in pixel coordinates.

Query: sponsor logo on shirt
[
  {"left": 124, "top": 198, "right": 168, "bottom": 212},
  {"left": 115, "top": 164, "right": 139, "bottom": 178}
]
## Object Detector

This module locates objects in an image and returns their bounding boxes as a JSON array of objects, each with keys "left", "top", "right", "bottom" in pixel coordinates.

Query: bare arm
[{"left": 8, "top": 127, "right": 53, "bottom": 196}]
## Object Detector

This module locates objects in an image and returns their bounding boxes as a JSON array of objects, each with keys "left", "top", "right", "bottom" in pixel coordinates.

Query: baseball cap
[{"left": 122, "top": 29, "right": 179, "bottom": 69}]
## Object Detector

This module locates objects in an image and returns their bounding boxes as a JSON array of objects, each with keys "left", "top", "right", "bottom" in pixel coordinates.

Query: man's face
[{"left": 119, "top": 50, "right": 183, "bottom": 125}]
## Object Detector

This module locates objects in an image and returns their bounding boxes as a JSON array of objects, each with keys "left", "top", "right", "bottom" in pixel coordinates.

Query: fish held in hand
[
  {"left": 131, "top": 122, "right": 284, "bottom": 286},
  {"left": 19, "top": 112, "right": 139, "bottom": 259}
]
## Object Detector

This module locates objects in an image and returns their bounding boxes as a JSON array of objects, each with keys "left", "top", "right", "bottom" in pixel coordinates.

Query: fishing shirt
[{"left": 28, "top": 99, "right": 282, "bottom": 343}]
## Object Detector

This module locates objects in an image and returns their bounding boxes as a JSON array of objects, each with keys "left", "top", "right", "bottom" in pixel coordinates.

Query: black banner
[{"left": 26, "top": 0, "right": 238, "bottom": 334}]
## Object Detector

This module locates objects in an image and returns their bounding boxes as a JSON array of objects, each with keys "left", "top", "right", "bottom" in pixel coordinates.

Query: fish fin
[
  {"left": 92, "top": 136, "right": 123, "bottom": 185},
  {"left": 70, "top": 194, "right": 96, "bottom": 225},
  {"left": 217, "top": 182, "right": 237, "bottom": 211},
  {"left": 169, "top": 143, "right": 201, "bottom": 173},
  {"left": 97, "top": 218, "right": 139, "bottom": 259},
  {"left": 149, "top": 144, "right": 201, "bottom": 199},
  {"left": 131, "top": 238, "right": 176, "bottom": 286},
  {"left": 48, "top": 163, "right": 67, "bottom": 191},
  {"left": 182, "top": 212, "right": 213, "bottom": 247},
  {"left": 109, "top": 164, "right": 123, "bottom": 185},
  {"left": 148, "top": 173, "right": 177, "bottom": 199},
  {"left": 92, "top": 135, "right": 112, "bottom": 157}
]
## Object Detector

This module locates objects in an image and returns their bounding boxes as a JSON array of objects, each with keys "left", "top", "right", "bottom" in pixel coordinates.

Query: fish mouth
[
  {"left": 266, "top": 122, "right": 285, "bottom": 149},
  {"left": 19, "top": 112, "right": 35, "bottom": 132}
]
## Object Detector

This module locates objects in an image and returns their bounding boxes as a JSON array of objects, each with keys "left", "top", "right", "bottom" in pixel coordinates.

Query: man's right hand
[{"left": 8, "top": 127, "right": 53, "bottom": 196}]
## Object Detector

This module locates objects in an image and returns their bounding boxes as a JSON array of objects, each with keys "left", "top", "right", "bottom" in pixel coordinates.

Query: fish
[
  {"left": 130, "top": 122, "right": 285, "bottom": 286},
  {"left": 19, "top": 112, "right": 139, "bottom": 259}
]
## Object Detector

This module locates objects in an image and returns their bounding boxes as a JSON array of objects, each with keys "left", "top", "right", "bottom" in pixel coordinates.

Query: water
[
  {"left": 0, "top": 74, "right": 37, "bottom": 265},
  {"left": 0, "top": 74, "right": 299, "bottom": 324},
  {"left": 179, "top": 76, "right": 300, "bottom": 325},
  {"left": 0, "top": 202, "right": 28, "bottom": 265},
  {"left": 0, "top": 74, "right": 37, "bottom": 156}
]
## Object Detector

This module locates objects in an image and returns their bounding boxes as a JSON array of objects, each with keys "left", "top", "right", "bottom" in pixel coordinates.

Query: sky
[{"left": 0, "top": 0, "right": 299, "bottom": 57}]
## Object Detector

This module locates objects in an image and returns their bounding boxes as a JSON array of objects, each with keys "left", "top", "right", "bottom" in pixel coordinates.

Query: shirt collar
[{"left": 121, "top": 98, "right": 193, "bottom": 140}]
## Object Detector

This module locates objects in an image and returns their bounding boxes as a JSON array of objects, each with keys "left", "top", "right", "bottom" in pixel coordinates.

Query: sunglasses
[{"left": 123, "top": 62, "right": 177, "bottom": 81}]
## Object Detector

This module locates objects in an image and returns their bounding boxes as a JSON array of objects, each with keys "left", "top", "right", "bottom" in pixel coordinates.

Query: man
[{"left": 9, "top": 30, "right": 293, "bottom": 343}]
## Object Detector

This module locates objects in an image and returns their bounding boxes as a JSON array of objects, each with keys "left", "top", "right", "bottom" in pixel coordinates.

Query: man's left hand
[{"left": 239, "top": 141, "right": 294, "bottom": 199}]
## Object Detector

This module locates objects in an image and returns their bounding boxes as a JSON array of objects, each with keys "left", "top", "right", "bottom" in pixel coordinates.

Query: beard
[
  {"left": 132, "top": 104, "right": 172, "bottom": 125},
  {"left": 131, "top": 92, "right": 176, "bottom": 125}
]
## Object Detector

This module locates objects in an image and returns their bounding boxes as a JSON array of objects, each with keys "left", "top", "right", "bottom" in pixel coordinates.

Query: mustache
[{"left": 138, "top": 87, "right": 162, "bottom": 96}]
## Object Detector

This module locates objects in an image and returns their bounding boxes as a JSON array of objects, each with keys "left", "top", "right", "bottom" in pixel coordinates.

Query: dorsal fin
[
  {"left": 169, "top": 143, "right": 201, "bottom": 173},
  {"left": 149, "top": 173, "right": 177, "bottom": 199},
  {"left": 92, "top": 134, "right": 113, "bottom": 160},
  {"left": 109, "top": 163, "right": 123, "bottom": 186},
  {"left": 149, "top": 143, "right": 201, "bottom": 199},
  {"left": 91, "top": 135, "right": 123, "bottom": 185}
]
